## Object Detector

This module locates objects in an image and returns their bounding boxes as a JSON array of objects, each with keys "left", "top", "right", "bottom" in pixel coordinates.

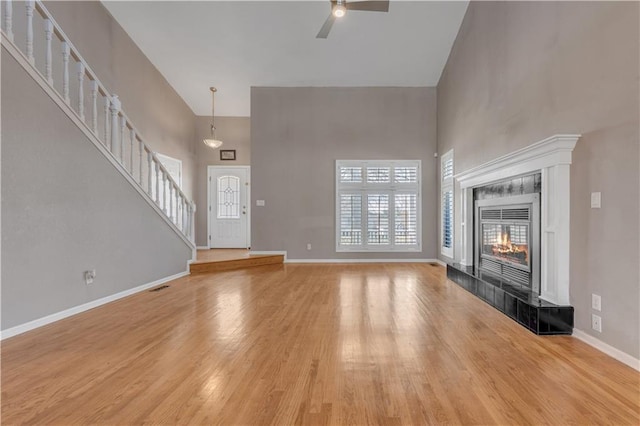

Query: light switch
[
  {"left": 592, "top": 294, "right": 602, "bottom": 311},
  {"left": 591, "top": 192, "right": 601, "bottom": 209},
  {"left": 256, "top": 200, "right": 265, "bottom": 206}
]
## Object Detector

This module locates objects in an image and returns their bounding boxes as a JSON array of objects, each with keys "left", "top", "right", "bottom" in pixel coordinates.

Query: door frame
[{"left": 207, "top": 165, "right": 251, "bottom": 249}]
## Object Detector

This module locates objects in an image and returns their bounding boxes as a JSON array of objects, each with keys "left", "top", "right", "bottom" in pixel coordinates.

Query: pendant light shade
[{"left": 203, "top": 87, "right": 223, "bottom": 149}]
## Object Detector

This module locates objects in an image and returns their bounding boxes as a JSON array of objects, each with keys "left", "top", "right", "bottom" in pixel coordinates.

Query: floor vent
[{"left": 149, "top": 285, "right": 170, "bottom": 292}]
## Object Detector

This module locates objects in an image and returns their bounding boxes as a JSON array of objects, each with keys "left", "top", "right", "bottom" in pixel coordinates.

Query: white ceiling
[{"left": 102, "top": 1, "right": 468, "bottom": 116}]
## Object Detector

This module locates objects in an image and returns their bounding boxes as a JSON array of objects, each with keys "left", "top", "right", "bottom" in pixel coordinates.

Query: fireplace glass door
[
  {"left": 475, "top": 194, "right": 540, "bottom": 290},
  {"left": 481, "top": 223, "right": 529, "bottom": 268}
]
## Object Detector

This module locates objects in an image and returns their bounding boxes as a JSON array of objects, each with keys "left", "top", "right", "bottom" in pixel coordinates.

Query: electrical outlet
[
  {"left": 256, "top": 200, "right": 265, "bottom": 206},
  {"left": 591, "top": 314, "right": 602, "bottom": 332},
  {"left": 591, "top": 192, "right": 601, "bottom": 208},
  {"left": 84, "top": 269, "right": 96, "bottom": 285},
  {"left": 306, "top": 243, "right": 312, "bottom": 251},
  {"left": 592, "top": 294, "right": 602, "bottom": 311}
]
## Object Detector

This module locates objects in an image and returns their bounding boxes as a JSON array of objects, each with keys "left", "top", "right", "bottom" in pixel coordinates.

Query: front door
[{"left": 208, "top": 166, "right": 250, "bottom": 248}]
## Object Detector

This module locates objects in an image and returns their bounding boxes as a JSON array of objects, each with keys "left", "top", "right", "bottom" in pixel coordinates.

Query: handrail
[{"left": 2, "top": 0, "right": 195, "bottom": 244}]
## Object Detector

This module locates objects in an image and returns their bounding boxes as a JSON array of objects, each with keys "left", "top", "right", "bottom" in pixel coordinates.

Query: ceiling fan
[{"left": 316, "top": 0, "right": 390, "bottom": 39}]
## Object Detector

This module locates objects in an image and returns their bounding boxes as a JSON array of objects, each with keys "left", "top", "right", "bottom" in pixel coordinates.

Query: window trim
[
  {"left": 441, "top": 150, "right": 454, "bottom": 258},
  {"left": 335, "top": 160, "right": 422, "bottom": 253}
]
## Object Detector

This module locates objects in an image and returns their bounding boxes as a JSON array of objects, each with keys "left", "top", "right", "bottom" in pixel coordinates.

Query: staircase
[
  {"left": 1, "top": 0, "right": 195, "bottom": 251},
  {"left": 1, "top": 0, "right": 198, "bottom": 337}
]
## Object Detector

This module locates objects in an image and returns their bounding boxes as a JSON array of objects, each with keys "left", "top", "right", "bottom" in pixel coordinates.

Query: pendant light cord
[{"left": 210, "top": 87, "right": 217, "bottom": 138}]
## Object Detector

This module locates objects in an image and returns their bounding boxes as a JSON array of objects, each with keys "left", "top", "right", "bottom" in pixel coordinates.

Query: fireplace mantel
[{"left": 455, "top": 134, "right": 580, "bottom": 305}]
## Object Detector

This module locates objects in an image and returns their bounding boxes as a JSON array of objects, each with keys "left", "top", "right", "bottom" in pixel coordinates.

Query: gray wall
[
  {"left": 43, "top": 1, "right": 197, "bottom": 198},
  {"left": 251, "top": 87, "right": 437, "bottom": 260},
  {"left": 193, "top": 116, "right": 251, "bottom": 247},
  {"left": 437, "top": 1, "right": 639, "bottom": 358},
  {"left": 1, "top": 50, "right": 193, "bottom": 330}
]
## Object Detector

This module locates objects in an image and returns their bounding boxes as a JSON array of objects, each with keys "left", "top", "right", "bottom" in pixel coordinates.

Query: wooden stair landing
[{"left": 190, "top": 249, "right": 284, "bottom": 274}]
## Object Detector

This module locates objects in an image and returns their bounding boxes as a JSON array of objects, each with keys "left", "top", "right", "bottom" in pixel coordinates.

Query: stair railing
[{"left": 1, "top": 0, "right": 195, "bottom": 244}]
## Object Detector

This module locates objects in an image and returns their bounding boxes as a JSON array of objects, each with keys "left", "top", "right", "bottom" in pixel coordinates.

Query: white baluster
[
  {"left": 110, "top": 95, "right": 121, "bottom": 157},
  {"left": 130, "top": 128, "right": 135, "bottom": 175},
  {"left": 175, "top": 188, "right": 179, "bottom": 225},
  {"left": 104, "top": 96, "right": 110, "bottom": 145},
  {"left": 76, "top": 62, "right": 85, "bottom": 121},
  {"left": 184, "top": 198, "right": 189, "bottom": 233},
  {"left": 162, "top": 171, "right": 168, "bottom": 213},
  {"left": 187, "top": 202, "right": 193, "bottom": 238},
  {"left": 119, "top": 117, "right": 125, "bottom": 164},
  {"left": 178, "top": 194, "right": 184, "bottom": 234},
  {"left": 182, "top": 197, "right": 186, "bottom": 229},
  {"left": 25, "top": 0, "right": 34, "bottom": 64},
  {"left": 169, "top": 183, "right": 174, "bottom": 223},
  {"left": 4, "top": 0, "right": 14, "bottom": 42},
  {"left": 155, "top": 160, "right": 160, "bottom": 204},
  {"left": 61, "top": 42, "right": 70, "bottom": 103},
  {"left": 189, "top": 202, "right": 196, "bottom": 242},
  {"left": 185, "top": 201, "right": 190, "bottom": 238},
  {"left": 44, "top": 20, "right": 53, "bottom": 84},
  {"left": 139, "top": 140, "right": 144, "bottom": 184},
  {"left": 176, "top": 191, "right": 181, "bottom": 226},
  {"left": 90, "top": 81, "right": 98, "bottom": 133},
  {"left": 147, "top": 151, "right": 153, "bottom": 195}
]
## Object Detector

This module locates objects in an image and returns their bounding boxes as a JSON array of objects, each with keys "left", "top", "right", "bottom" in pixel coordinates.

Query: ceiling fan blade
[
  {"left": 346, "top": 1, "right": 389, "bottom": 12},
  {"left": 316, "top": 13, "right": 337, "bottom": 38}
]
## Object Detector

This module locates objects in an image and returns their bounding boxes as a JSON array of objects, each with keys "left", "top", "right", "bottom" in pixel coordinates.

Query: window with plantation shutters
[
  {"left": 441, "top": 150, "right": 454, "bottom": 258},
  {"left": 336, "top": 160, "right": 421, "bottom": 252},
  {"left": 339, "top": 194, "right": 362, "bottom": 245}
]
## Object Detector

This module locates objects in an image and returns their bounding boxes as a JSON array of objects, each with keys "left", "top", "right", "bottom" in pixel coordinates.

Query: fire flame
[{"left": 492, "top": 231, "right": 528, "bottom": 265}]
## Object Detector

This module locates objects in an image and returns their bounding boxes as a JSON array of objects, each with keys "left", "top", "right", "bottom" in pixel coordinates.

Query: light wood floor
[{"left": 2, "top": 264, "right": 639, "bottom": 425}]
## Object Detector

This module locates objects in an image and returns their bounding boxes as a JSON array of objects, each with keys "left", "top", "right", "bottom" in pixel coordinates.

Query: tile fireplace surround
[{"left": 446, "top": 134, "right": 580, "bottom": 335}]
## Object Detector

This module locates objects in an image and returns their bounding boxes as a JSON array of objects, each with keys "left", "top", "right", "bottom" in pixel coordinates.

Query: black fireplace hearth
[
  {"left": 446, "top": 172, "right": 573, "bottom": 335},
  {"left": 447, "top": 263, "right": 573, "bottom": 335}
]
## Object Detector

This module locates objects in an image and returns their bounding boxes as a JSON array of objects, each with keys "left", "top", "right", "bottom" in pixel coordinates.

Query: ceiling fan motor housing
[{"left": 317, "top": 1, "right": 390, "bottom": 39}]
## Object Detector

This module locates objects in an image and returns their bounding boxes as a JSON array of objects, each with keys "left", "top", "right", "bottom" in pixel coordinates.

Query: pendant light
[{"left": 203, "top": 87, "right": 223, "bottom": 149}]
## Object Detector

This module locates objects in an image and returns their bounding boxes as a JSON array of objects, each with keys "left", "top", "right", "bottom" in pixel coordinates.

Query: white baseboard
[
  {"left": 248, "top": 250, "right": 444, "bottom": 265},
  {"left": 573, "top": 328, "right": 640, "bottom": 371},
  {"left": 253, "top": 252, "right": 437, "bottom": 265},
  {"left": 285, "top": 258, "right": 444, "bottom": 264},
  {"left": 196, "top": 246, "right": 209, "bottom": 250},
  {"left": 250, "top": 250, "right": 288, "bottom": 261},
  {"left": 1, "top": 271, "right": 189, "bottom": 340}
]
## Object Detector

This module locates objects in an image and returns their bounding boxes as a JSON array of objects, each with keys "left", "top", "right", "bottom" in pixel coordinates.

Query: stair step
[{"left": 190, "top": 255, "right": 284, "bottom": 274}]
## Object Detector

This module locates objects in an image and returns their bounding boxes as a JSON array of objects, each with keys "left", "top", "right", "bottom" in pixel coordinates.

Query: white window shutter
[{"left": 336, "top": 160, "right": 421, "bottom": 252}]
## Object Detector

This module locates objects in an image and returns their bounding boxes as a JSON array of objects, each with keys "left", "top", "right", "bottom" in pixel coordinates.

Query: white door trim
[
  {"left": 155, "top": 153, "right": 183, "bottom": 187},
  {"left": 207, "top": 165, "right": 251, "bottom": 249}
]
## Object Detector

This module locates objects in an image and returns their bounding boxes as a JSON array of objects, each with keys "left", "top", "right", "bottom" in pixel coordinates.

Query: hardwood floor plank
[{"left": 2, "top": 264, "right": 639, "bottom": 425}]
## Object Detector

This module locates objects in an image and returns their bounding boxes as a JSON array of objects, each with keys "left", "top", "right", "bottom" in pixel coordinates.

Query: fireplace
[
  {"left": 475, "top": 193, "right": 540, "bottom": 293},
  {"left": 445, "top": 135, "right": 579, "bottom": 335}
]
